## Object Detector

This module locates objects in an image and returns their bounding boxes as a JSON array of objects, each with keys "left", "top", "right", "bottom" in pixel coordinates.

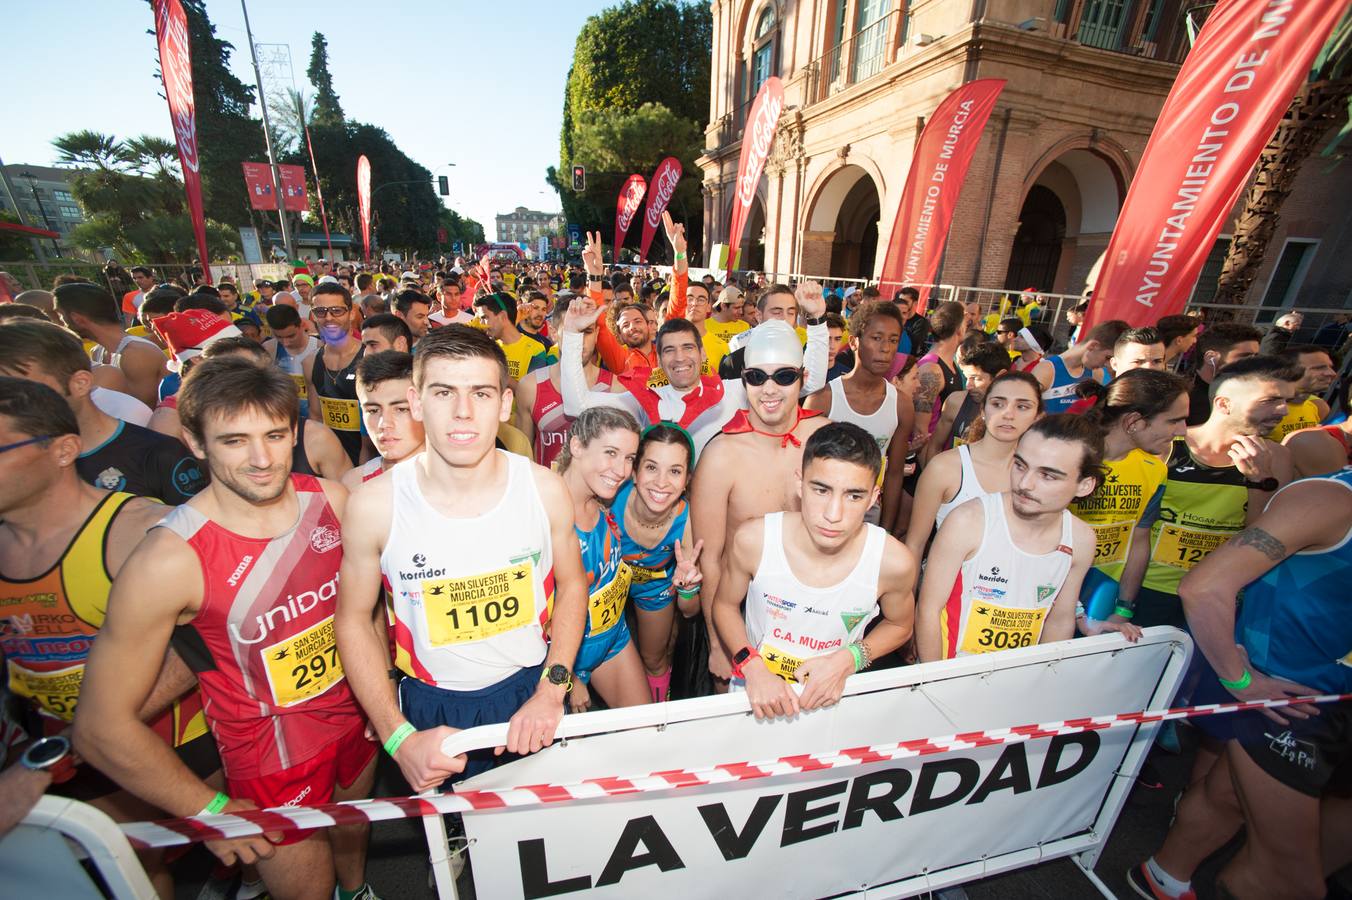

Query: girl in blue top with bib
[
  {"left": 612, "top": 423, "right": 704, "bottom": 702},
  {"left": 558, "top": 407, "right": 650, "bottom": 711}
]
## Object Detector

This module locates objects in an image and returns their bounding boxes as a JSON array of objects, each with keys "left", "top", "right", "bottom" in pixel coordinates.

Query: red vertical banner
[
  {"left": 279, "top": 164, "right": 309, "bottom": 213},
  {"left": 356, "top": 155, "right": 372, "bottom": 264},
  {"left": 638, "top": 156, "right": 684, "bottom": 262},
  {"left": 1086, "top": 0, "right": 1348, "bottom": 328},
  {"left": 153, "top": 0, "right": 211, "bottom": 282},
  {"left": 614, "top": 175, "right": 647, "bottom": 261},
  {"left": 878, "top": 79, "right": 1006, "bottom": 308},
  {"left": 241, "top": 162, "right": 276, "bottom": 210},
  {"left": 725, "top": 76, "right": 784, "bottom": 272}
]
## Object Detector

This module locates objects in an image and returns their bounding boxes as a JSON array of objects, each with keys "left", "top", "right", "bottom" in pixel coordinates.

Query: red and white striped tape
[{"left": 120, "top": 691, "right": 1349, "bottom": 849}]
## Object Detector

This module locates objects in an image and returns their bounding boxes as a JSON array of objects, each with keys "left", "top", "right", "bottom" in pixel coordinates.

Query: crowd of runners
[{"left": 0, "top": 210, "right": 1347, "bottom": 900}]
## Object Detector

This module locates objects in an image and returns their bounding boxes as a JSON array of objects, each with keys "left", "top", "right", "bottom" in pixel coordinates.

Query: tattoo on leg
[{"left": 1230, "top": 526, "right": 1286, "bottom": 562}]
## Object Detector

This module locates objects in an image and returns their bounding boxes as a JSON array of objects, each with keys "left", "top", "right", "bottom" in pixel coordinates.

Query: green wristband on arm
[
  {"left": 383, "top": 722, "right": 416, "bottom": 757},
  {"left": 198, "top": 791, "right": 229, "bottom": 816},
  {"left": 1218, "top": 669, "right": 1252, "bottom": 691}
]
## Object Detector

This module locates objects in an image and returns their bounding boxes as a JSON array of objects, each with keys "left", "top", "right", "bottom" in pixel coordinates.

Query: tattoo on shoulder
[
  {"left": 1231, "top": 526, "right": 1286, "bottom": 562},
  {"left": 915, "top": 369, "right": 941, "bottom": 413}
]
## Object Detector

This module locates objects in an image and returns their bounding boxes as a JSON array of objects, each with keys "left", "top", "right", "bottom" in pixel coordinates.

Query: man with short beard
[
  {"left": 690, "top": 321, "right": 832, "bottom": 679},
  {"left": 73, "top": 358, "right": 378, "bottom": 900},
  {"left": 1267, "top": 345, "right": 1335, "bottom": 442},
  {"left": 303, "top": 281, "right": 366, "bottom": 465}
]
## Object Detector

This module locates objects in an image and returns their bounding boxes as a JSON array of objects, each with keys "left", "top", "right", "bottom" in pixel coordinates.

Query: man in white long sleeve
[{"left": 557, "top": 281, "right": 828, "bottom": 461}]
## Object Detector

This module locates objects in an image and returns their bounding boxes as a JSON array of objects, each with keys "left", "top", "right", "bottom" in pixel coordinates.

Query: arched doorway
[
  {"left": 1006, "top": 147, "right": 1124, "bottom": 293},
  {"left": 742, "top": 197, "right": 767, "bottom": 272},
  {"left": 803, "top": 164, "right": 881, "bottom": 279}
]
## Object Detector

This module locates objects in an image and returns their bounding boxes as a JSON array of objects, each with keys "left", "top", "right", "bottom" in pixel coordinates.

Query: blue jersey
[
  {"left": 1041, "top": 355, "right": 1106, "bottom": 414},
  {"left": 612, "top": 481, "right": 690, "bottom": 612},
  {"left": 1237, "top": 470, "right": 1352, "bottom": 693},
  {"left": 576, "top": 508, "right": 627, "bottom": 639}
]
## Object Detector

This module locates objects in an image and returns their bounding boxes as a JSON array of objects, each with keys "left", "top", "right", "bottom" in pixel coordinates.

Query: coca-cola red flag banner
[
  {"left": 725, "top": 76, "right": 783, "bottom": 272},
  {"left": 638, "top": 156, "right": 683, "bottom": 262},
  {"left": 241, "top": 162, "right": 276, "bottom": 210},
  {"left": 153, "top": 0, "right": 210, "bottom": 282},
  {"left": 279, "top": 164, "right": 309, "bottom": 213},
  {"left": 614, "top": 174, "right": 647, "bottom": 261},
  {"left": 357, "top": 155, "right": 372, "bottom": 264},
  {"left": 1086, "top": 0, "right": 1347, "bottom": 329},
  {"left": 878, "top": 78, "right": 1006, "bottom": 308}
]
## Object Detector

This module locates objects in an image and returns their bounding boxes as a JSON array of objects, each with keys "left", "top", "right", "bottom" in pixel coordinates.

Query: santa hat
[{"left": 152, "top": 309, "right": 242, "bottom": 372}]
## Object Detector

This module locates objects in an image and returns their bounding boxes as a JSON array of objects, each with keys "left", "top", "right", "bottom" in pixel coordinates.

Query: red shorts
[{"left": 225, "top": 717, "right": 376, "bottom": 845}]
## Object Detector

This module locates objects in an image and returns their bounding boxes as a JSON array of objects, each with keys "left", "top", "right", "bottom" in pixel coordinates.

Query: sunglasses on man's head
[{"left": 742, "top": 366, "right": 802, "bottom": 387}]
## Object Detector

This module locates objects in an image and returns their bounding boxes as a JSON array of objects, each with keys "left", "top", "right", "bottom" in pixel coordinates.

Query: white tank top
[
  {"left": 91, "top": 333, "right": 160, "bottom": 368},
  {"left": 744, "top": 512, "right": 886, "bottom": 682},
  {"left": 935, "top": 444, "right": 987, "bottom": 529},
  {"left": 940, "top": 493, "right": 1074, "bottom": 659},
  {"left": 381, "top": 451, "right": 553, "bottom": 691},
  {"left": 827, "top": 378, "right": 899, "bottom": 454}
]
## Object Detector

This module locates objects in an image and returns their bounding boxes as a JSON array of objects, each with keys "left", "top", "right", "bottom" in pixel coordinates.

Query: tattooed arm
[
  {"left": 912, "top": 363, "right": 942, "bottom": 440},
  {"left": 1178, "top": 479, "right": 1352, "bottom": 720}
]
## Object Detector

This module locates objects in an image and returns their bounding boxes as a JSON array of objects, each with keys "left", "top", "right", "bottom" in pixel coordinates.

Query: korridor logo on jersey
[
  {"left": 412, "top": 553, "right": 427, "bottom": 568},
  {"left": 309, "top": 525, "right": 340, "bottom": 554},
  {"left": 977, "top": 566, "right": 1009, "bottom": 585}
]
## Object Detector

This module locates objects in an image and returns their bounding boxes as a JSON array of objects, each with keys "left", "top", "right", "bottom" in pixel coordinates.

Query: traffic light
[
  {"left": 437, "top": 175, "right": 449, "bottom": 196},
  {"left": 572, "top": 165, "right": 585, "bottom": 192}
]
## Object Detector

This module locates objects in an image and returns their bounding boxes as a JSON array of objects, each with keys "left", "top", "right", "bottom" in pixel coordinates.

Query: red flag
[
  {"left": 725, "top": 77, "right": 784, "bottom": 271},
  {"left": 153, "top": 0, "right": 210, "bottom": 282},
  {"left": 878, "top": 79, "right": 1006, "bottom": 308},
  {"left": 1086, "top": 0, "right": 1347, "bottom": 329},
  {"left": 614, "top": 175, "right": 647, "bottom": 261},
  {"left": 638, "top": 156, "right": 683, "bottom": 262},
  {"left": 356, "top": 155, "right": 372, "bottom": 264},
  {"left": 241, "top": 162, "right": 277, "bottom": 210},
  {"left": 279, "top": 164, "right": 308, "bottom": 213}
]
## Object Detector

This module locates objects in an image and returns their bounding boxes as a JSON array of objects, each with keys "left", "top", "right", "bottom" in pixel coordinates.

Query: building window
[
  {"left": 1078, "top": 0, "right": 1129, "bottom": 50},
  {"left": 750, "top": 6, "right": 776, "bottom": 97},
  {"left": 1189, "top": 237, "right": 1232, "bottom": 305},
  {"left": 54, "top": 190, "right": 74, "bottom": 201},
  {"left": 853, "top": 0, "right": 891, "bottom": 82},
  {"left": 1259, "top": 238, "right": 1318, "bottom": 319},
  {"left": 59, "top": 205, "right": 81, "bottom": 218}
]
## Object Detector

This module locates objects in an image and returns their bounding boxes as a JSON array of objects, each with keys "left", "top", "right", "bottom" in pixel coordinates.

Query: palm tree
[
  {"left": 120, "top": 135, "right": 180, "bottom": 178},
  {"left": 1213, "top": 11, "right": 1352, "bottom": 304},
  {"left": 52, "top": 130, "right": 127, "bottom": 170}
]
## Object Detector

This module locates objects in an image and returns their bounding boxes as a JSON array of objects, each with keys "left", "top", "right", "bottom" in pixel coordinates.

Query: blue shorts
[
  {"left": 398, "top": 663, "right": 542, "bottom": 783},
  {"left": 632, "top": 586, "right": 674, "bottom": 613},
  {"left": 574, "top": 620, "right": 631, "bottom": 683},
  {"left": 1079, "top": 568, "right": 1121, "bottom": 621}
]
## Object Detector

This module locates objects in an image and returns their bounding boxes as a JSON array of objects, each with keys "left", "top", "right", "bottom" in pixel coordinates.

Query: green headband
[{"left": 641, "top": 420, "right": 695, "bottom": 458}]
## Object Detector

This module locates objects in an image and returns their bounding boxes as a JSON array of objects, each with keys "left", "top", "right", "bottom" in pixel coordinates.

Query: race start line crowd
[{"left": 0, "top": 214, "right": 1347, "bottom": 900}]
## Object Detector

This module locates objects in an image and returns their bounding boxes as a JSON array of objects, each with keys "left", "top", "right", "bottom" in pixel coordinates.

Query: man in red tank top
[{"left": 74, "top": 358, "right": 377, "bottom": 900}]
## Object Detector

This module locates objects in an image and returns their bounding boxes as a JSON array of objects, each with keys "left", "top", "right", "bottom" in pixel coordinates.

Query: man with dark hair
[
  {"left": 74, "top": 358, "right": 378, "bottom": 900},
  {"left": 342, "top": 351, "right": 425, "bottom": 489},
  {"left": 1120, "top": 355, "right": 1299, "bottom": 632},
  {"left": 216, "top": 282, "right": 241, "bottom": 313},
  {"left": 335, "top": 324, "right": 589, "bottom": 792},
  {"left": 392, "top": 289, "right": 433, "bottom": 343},
  {"left": 1185, "top": 322, "right": 1263, "bottom": 425},
  {"left": 925, "top": 339, "right": 1011, "bottom": 462},
  {"left": 474, "top": 291, "right": 544, "bottom": 381},
  {"left": 1032, "top": 319, "right": 1126, "bottom": 413},
  {"left": 359, "top": 312, "right": 413, "bottom": 355},
  {"left": 0, "top": 320, "right": 204, "bottom": 503},
  {"left": 1268, "top": 345, "right": 1336, "bottom": 441},
  {"left": 712, "top": 421, "right": 918, "bottom": 718},
  {"left": 1110, "top": 326, "right": 1167, "bottom": 375},
  {"left": 912, "top": 300, "right": 968, "bottom": 440},
  {"left": 263, "top": 303, "right": 320, "bottom": 420},
  {"left": 718, "top": 283, "right": 814, "bottom": 379},
  {"left": 54, "top": 282, "right": 167, "bottom": 408},
  {"left": 917, "top": 414, "right": 1098, "bottom": 661},
  {"left": 119, "top": 265, "right": 157, "bottom": 323},
  {"left": 805, "top": 301, "right": 914, "bottom": 531},
  {"left": 0, "top": 377, "right": 214, "bottom": 890},
  {"left": 0, "top": 303, "right": 49, "bottom": 322},
  {"left": 174, "top": 292, "right": 231, "bottom": 320},
  {"left": 304, "top": 282, "right": 365, "bottom": 464},
  {"left": 517, "top": 290, "right": 553, "bottom": 350},
  {"left": 894, "top": 287, "right": 931, "bottom": 357},
  {"left": 1156, "top": 313, "right": 1202, "bottom": 373}
]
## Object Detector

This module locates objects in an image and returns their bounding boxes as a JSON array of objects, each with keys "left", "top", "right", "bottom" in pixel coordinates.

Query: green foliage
[
  {"left": 0, "top": 210, "right": 38, "bottom": 260},
  {"left": 307, "top": 32, "right": 345, "bottom": 127},
  {"left": 572, "top": 103, "right": 702, "bottom": 174},
  {"left": 439, "top": 208, "right": 486, "bottom": 249},
  {"left": 53, "top": 130, "right": 127, "bottom": 170}
]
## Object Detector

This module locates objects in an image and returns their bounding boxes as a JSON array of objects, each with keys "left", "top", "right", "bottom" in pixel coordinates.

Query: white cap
[
  {"left": 842, "top": 286, "right": 858, "bottom": 299},
  {"left": 317, "top": 275, "right": 339, "bottom": 285},
  {"left": 743, "top": 320, "right": 803, "bottom": 368},
  {"left": 450, "top": 265, "right": 464, "bottom": 275},
  {"left": 400, "top": 270, "right": 418, "bottom": 281}
]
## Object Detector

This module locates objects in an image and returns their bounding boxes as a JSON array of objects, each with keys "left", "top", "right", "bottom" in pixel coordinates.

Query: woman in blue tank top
[
  {"left": 612, "top": 423, "right": 703, "bottom": 702},
  {"left": 558, "top": 407, "right": 649, "bottom": 712}
]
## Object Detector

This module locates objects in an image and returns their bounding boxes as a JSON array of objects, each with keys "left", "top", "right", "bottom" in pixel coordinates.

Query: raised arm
[{"left": 797, "top": 281, "right": 828, "bottom": 395}]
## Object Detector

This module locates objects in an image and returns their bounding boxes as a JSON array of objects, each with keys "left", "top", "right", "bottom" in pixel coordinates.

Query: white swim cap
[{"left": 744, "top": 319, "right": 803, "bottom": 368}]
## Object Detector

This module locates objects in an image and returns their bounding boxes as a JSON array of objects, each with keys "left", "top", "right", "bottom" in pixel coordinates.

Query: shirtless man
[
  {"left": 713, "top": 422, "right": 918, "bottom": 718},
  {"left": 691, "top": 321, "right": 832, "bottom": 679},
  {"left": 53, "top": 282, "right": 168, "bottom": 408}
]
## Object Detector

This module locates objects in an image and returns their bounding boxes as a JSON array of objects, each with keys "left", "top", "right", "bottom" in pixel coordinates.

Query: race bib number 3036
[
  {"left": 960, "top": 603, "right": 1047, "bottom": 655},
  {"left": 423, "top": 563, "right": 535, "bottom": 646},
  {"left": 262, "top": 616, "right": 344, "bottom": 708}
]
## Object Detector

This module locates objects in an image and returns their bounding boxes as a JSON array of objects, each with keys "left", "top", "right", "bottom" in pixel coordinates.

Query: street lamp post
[{"left": 20, "top": 171, "right": 61, "bottom": 258}]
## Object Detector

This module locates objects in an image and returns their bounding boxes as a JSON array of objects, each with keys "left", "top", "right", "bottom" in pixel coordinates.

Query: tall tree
[
  {"left": 307, "top": 32, "right": 345, "bottom": 127},
  {"left": 1213, "top": 12, "right": 1351, "bottom": 304}
]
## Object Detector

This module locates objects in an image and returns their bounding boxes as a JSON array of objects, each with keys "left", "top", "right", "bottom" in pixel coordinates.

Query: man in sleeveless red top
[{"left": 74, "top": 359, "right": 377, "bottom": 900}]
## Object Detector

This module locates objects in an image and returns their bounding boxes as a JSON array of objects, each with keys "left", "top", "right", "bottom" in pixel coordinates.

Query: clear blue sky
[{"left": 6, "top": 0, "right": 620, "bottom": 236}]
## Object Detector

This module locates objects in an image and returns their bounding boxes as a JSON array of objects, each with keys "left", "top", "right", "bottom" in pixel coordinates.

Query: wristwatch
[
  {"left": 21, "top": 735, "right": 76, "bottom": 783},
  {"left": 730, "top": 646, "right": 760, "bottom": 679},
  {"left": 803, "top": 314, "right": 827, "bottom": 327},
  {"left": 1244, "top": 477, "right": 1279, "bottom": 491},
  {"left": 541, "top": 663, "right": 574, "bottom": 693}
]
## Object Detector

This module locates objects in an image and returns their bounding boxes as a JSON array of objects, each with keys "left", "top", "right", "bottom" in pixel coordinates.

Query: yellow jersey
[
  {"left": 499, "top": 333, "right": 546, "bottom": 382},
  {"left": 1267, "top": 396, "right": 1322, "bottom": 443}
]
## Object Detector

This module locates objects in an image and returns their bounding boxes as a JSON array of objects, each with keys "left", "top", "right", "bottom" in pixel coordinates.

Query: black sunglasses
[{"left": 742, "top": 366, "right": 802, "bottom": 387}]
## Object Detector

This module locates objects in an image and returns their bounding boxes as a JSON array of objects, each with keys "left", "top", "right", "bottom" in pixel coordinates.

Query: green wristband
[
  {"left": 675, "top": 252, "right": 687, "bottom": 260},
  {"left": 847, "top": 643, "right": 864, "bottom": 673},
  {"left": 676, "top": 585, "right": 699, "bottom": 598},
  {"left": 1113, "top": 605, "right": 1135, "bottom": 620},
  {"left": 199, "top": 791, "right": 229, "bottom": 816},
  {"left": 383, "top": 722, "right": 416, "bottom": 757},
  {"left": 1218, "top": 669, "right": 1252, "bottom": 691}
]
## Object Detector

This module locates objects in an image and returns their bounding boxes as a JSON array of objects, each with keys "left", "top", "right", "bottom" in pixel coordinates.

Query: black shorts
[
  {"left": 48, "top": 729, "right": 222, "bottom": 803},
  {"left": 1233, "top": 698, "right": 1352, "bottom": 798}
]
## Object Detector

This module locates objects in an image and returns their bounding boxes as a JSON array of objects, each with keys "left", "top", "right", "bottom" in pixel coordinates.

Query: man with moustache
[{"left": 304, "top": 281, "right": 366, "bottom": 465}]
